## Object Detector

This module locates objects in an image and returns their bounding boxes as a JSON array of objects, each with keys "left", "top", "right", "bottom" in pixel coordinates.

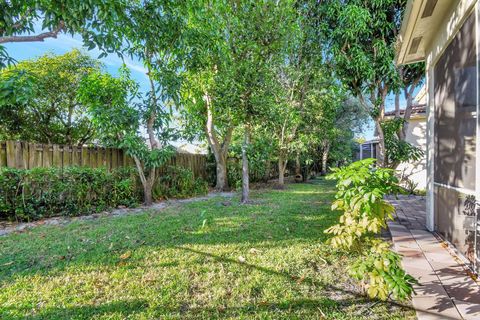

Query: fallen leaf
[
  {"left": 120, "top": 251, "right": 132, "bottom": 260},
  {"left": 249, "top": 248, "right": 261, "bottom": 255},
  {"left": 296, "top": 274, "right": 306, "bottom": 284}
]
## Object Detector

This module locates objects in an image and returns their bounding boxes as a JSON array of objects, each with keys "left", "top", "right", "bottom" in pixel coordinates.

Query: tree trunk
[
  {"left": 204, "top": 90, "right": 232, "bottom": 191},
  {"left": 375, "top": 120, "right": 386, "bottom": 167},
  {"left": 295, "top": 152, "right": 301, "bottom": 175},
  {"left": 143, "top": 182, "right": 153, "bottom": 206},
  {"left": 263, "top": 159, "right": 271, "bottom": 183},
  {"left": 216, "top": 152, "right": 228, "bottom": 191},
  {"left": 321, "top": 142, "right": 330, "bottom": 175},
  {"left": 357, "top": 90, "right": 387, "bottom": 168},
  {"left": 394, "top": 92, "right": 400, "bottom": 117},
  {"left": 241, "top": 125, "right": 250, "bottom": 204},
  {"left": 278, "top": 153, "right": 287, "bottom": 186},
  {"left": 133, "top": 156, "right": 155, "bottom": 206}
]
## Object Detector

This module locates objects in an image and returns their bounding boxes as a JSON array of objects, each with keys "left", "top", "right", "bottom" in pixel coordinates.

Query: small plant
[
  {"left": 154, "top": 166, "right": 208, "bottom": 200},
  {"left": 325, "top": 159, "right": 416, "bottom": 301},
  {"left": 402, "top": 178, "right": 419, "bottom": 195}
]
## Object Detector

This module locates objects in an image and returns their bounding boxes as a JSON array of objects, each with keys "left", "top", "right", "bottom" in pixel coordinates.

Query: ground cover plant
[{"left": 0, "top": 180, "right": 414, "bottom": 319}]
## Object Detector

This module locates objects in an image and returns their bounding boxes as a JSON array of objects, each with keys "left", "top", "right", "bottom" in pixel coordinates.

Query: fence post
[
  {"left": 52, "top": 144, "right": 62, "bottom": 168},
  {"left": 6, "top": 141, "right": 15, "bottom": 168},
  {"left": 28, "top": 143, "right": 36, "bottom": 169},
  {"left": 44, "top": 144, "right": 52, "bottom": 167},
  {"left": 0, "top": 142, "right": 6, "bottom": 167}
]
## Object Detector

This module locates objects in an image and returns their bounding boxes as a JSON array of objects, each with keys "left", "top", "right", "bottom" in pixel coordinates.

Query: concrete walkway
[{"left": 388, "top": 196, "right": 480, "bottom": 320}]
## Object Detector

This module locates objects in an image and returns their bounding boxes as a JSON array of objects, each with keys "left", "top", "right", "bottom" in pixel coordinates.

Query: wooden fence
[{"left": 0, "top": 141, "right": 207, "bottom": 178}]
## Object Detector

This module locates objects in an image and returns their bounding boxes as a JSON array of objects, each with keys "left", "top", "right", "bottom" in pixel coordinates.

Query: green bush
[
  {"left": 326, "top": 159, "right": 416, "bottom": 301},
  {"left": 0, "top": 166, "right": 140, "bottom": 222},
  {"left": 227, "top": 159, "right": 242, "bottom": 189},
  {"left": 226, "top": 158, "right": 273, "bottom": 190},
  {"left": 154, "top": 166, "right": 208, "bottom": 200}
]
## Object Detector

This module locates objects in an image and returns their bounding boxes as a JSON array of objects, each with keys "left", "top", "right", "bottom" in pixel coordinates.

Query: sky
[
  {"left": 4, "top": 33, "right": 150, "bottom": 91},
  {"left": 3, "top": 32, "right": 421, "bottom": 141},
  {"left": 4, "top": 32, "right": 210, "bottom": 153}
]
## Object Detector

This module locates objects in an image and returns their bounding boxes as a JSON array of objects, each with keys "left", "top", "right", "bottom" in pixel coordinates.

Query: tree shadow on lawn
[
  {"left": 0, "top": 184, "right": 340, "bottom": 282},
  {"left": 1, "top": 297, "right": 374, "bottom": 320},
  {"left": 1, "top": 246, "right": 414, "bottom": 320}
]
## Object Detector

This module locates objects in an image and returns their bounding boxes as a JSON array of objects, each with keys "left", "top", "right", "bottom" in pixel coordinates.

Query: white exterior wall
[{"left": 396, "top": 116, "right": 427, "bottom": 190}]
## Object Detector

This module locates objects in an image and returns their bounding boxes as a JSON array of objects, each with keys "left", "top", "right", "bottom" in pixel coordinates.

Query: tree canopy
[
  {"left": 0, "top": 0, "right": 131, "bottom": 67},
  {"left": 0, "top": 50, "right": 105, "bottom": 145}
]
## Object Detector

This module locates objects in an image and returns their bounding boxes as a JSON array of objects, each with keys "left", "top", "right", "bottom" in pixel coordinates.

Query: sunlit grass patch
[{"left": 0, "top": 178, "right": 414, "bottom": 319}]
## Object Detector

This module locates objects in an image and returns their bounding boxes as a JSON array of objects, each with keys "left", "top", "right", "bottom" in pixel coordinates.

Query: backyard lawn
[{"left": 0, "top": 180, "right": 414, "bottom": 319}]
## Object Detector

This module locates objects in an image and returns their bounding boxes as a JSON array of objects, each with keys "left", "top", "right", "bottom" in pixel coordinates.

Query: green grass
[{"left": 0, "top": 179, "right": 414, "bottom": 319}]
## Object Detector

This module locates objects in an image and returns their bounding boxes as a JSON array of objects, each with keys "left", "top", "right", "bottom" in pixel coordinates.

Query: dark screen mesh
[
  {"left": 434, "top": 13, "right": 476, "bottom": 190},
  {"left": 433, "top": 12, "right": 477, "bottom": 269}
]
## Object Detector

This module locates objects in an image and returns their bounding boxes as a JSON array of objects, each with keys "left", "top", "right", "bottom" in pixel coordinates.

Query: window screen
[
  {"left": 434, "top": 12, "right": 476, "bottom": 190},
  {"left": 433, "top": 12, "right": 477, "bottom": 269}
]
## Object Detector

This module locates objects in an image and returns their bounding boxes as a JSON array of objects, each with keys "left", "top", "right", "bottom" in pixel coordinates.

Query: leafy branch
[{"left": 325, "top": 159, "right": 417, "bottom": 300}]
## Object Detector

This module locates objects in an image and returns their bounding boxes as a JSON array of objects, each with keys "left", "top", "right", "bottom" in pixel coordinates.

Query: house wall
[
  {"left": 396, "top": 116, "right": 427, "bottom": 190},
  {"left": 424, "top": 0, "right": 479, "bottom": 269}
]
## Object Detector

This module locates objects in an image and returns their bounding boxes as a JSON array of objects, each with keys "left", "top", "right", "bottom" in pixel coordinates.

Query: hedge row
[
  {"left": 154, "top": 166, "right": 208, "bottom": 200},
  {"left": 0, "top": 166, "right": 140, "bottom": 222},
  {"left": 0, "top": 165, "right": 210, "bottom": 222}
]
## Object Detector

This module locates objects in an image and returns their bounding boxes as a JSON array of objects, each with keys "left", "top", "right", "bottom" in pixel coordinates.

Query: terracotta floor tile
[
  {"left": 453, "top": 299, "right": 480, "bottom": 320},
  {"left": 388, "top": 196, "right": 480, "bottom": 319},
  {"left": 412, "top": 295, "right": 461, "bottom": 319}
]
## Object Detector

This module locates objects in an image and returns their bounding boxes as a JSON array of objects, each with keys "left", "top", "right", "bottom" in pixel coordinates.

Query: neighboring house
[
  {"left": 355, "top": 139, "right": 379, "bottom": 161},
  {"left": 397, "top": 0, "right": 479, "bottom": 271},
  {"left": 385, "top": 104, "right": 427, "bottom": 190},
  {"left": 355, "top": 93, "right": 427, "bottom": 190},
  {"left": 174, "top": 142, "right": 208, "bottom": 155}
]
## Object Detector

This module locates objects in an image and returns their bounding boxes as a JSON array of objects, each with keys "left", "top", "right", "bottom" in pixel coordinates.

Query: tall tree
[
  {"left": 180, "top": 1, "right": 237, "bottom": 191},
  {"left": 79, "top": 68, "right": 176, "bottom": 205},
  {"left": 79, "top": 0, "right": 186, "bottom": 205},
  {"left": 0, "top": 50, "right": 103, "bottom": 145},
  {"left": 319, "top": 0, "right": 424, "bottom": 167},
  {"left": 224, "top": 0, "right": 296, "bottom": 203}
]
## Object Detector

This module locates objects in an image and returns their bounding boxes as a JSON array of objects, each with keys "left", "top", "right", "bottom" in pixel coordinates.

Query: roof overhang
[{"left": 396, "top": 0, "right": 458, "bottom": 65}]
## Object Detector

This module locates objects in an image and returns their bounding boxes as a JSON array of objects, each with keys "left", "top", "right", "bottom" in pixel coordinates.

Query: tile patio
[{"left": 388, "top": 195, "right": 480, "bottom": 320}]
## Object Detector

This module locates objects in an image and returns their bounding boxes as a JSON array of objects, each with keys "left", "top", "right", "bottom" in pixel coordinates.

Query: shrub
[
  {"left": 0, "top": 166, "right": 140, "bottom": 222},
  {"left": 226, "top": 158, "right": 273, "bottom": 190},
  {"left": 227, "top": 159, "right": 242, "bottom": 190},
  {"left": 325, "top": 159, "right": 416, "bottom": 301},
  {"left": 154, "top": 166, "right": 208, "bottom": 200}
]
